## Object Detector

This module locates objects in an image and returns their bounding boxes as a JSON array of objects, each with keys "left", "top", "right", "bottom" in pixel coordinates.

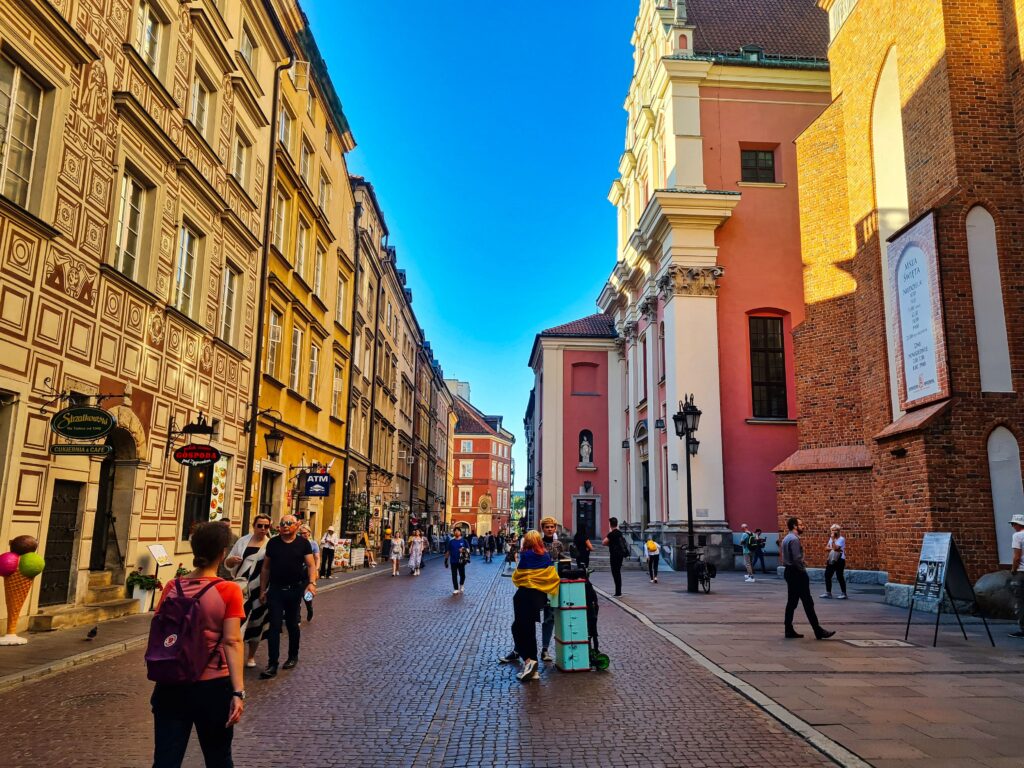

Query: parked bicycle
[{"left": 692, "top": 549, "right": 715, "bottom": 593}]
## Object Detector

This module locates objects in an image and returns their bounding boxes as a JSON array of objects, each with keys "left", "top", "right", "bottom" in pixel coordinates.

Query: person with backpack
[
  {"left": 750, "top": 528, "right": 768, "bottom": 574},
  {"left": 258, "top": 515, "right": 316, "bottom": 679},
  {"left": 445, "top": 527, "right": 470, "bottom": 594},
  {"left": 646, "top": 538, "right": 661, "bottom": 584},
  {"left": 148, "top": 521, "right": 245, "bottom": 768},
  {"left": 603, "top": 517, "right": 628, "bottom": 597},
  {"left": 739, "top": 523, "right": 757, "bottom": 583}
]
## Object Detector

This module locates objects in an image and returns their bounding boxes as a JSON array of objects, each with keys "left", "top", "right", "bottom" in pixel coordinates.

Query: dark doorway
[
  {"left": 181, "top": 464, "right": 214, "bottom": 539},
  {"left": 641, "top": 460, "right": 651, "bottom": 529},
  {"left": 40, "top": 481, "right": 82, "bottom": 606},
  {"left": 575, "top": 497, "right": 596, "bottom": 538},
  {"left": 260, "top": 468, "right": 280, "bottom": 521},
  {"left": 90, "top": 428, "right": 136, "bottom": 571}
]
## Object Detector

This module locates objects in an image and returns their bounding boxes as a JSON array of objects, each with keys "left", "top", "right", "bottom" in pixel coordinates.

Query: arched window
[
  {"left": 967, "top": 207, "right": 1013, "bottom": 392},
  {"left": 988, "top": 427, "right": 1024, "bottom": 564},
  {"left": 872, "top": 49, "right": 910, "bottom": 418}
]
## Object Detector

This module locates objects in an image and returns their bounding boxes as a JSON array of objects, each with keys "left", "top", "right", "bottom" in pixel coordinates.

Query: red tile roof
[
  {"left": 688, "top": 0, "right": 829, "bottom": 60},
  {"left": 454, "top": 396, "right": 504, "bottom": 436},
  {"left": 540, "top": 314, "right": 618, "bottom": 339}
]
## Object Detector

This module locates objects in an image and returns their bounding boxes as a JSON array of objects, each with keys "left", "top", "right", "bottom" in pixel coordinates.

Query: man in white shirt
[{"left": 1008, "top": 514, "right": 1024, "bottom": 639}]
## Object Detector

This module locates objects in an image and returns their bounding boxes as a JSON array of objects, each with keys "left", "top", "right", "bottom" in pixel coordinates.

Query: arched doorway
[
  {"left": 454, "top": 521, "right": 471, "bottom": 537},
  {"left": 90, "top": 427, "right": 137, "bottom": 572},
  {"left": 988, "top": 427, "right": 1024, "bottom": 564}
]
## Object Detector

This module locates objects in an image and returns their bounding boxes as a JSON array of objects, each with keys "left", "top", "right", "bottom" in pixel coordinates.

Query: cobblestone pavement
[{"left": 0, "top": 559, "right": 832, "bottom": 768}]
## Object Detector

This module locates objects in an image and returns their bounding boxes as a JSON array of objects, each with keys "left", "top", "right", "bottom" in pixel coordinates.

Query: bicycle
[{"left": 692, "top": 549, "right": 714, "bottom": 594}]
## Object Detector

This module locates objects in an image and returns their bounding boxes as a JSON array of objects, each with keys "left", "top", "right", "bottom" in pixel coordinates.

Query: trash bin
[{"left": 554, "top": 577, "right": 590, "bottom": 672}]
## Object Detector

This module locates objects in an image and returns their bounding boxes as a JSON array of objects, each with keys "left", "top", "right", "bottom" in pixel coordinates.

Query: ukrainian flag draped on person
[{"left": 512, "top": 549, "right": 560, "bottom": 596}]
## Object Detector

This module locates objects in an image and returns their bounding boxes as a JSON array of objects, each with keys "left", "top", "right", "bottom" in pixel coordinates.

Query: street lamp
[
  {"left": 264, "top": 426, "right": 285, "bottom": 462},
  {"left": 673, "top": 395, "right": 702, "bottom": 593}
]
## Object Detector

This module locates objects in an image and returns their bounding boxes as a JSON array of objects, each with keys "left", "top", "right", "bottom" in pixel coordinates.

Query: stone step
[
  {"left": 87, "top": 571, "right": 113, "bottom": 588},
  {"left": 85, "top": 584, "right": 126, "bottom": 604},
  {"left": 29, "top": 599, "right": 139, "bottom": 632}
]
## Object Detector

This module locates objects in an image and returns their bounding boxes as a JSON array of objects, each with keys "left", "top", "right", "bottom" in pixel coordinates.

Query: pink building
[{"left": 529, "top": 0, "right": 831, "bottom": 567}]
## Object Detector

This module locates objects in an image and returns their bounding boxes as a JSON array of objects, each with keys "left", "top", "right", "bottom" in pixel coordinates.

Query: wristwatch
[{"left": 233, "top": 690, "right": 247, "bottom": 701}]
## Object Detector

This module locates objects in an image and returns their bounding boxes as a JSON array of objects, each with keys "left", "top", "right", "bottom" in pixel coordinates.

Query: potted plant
[{"left": 126, "top": 570, "right": 162, "bottom": 613}]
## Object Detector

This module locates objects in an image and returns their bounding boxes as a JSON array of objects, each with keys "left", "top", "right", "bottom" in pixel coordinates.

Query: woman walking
[
  {"left": 319, "top": 526, "right": 339, "bottom": 579},
  {"left": 225, "top": 514, "right": 272, "bottom": 668},
  {"left": 150, "top": 522, "right": 245, "bottom": 768},
  {"left": 298, "top": 525, "right": 320, "bottom": 621},
  {"left": 509, "top": 530, "right": 560, "bottom": 682},
  {"left": 821, "top": 523, "right": 848, "bottom": 599},
  {"left": 408, "top": 529, "right": 426, "bottom": 576},
  {"left": 573, "top": 526, "right": 593, "bottom": 570},
  {"left": 646, "top": 538, "right": 661, "bottom": 584},
  {"left": 389, "top": 530, "right": 406, "bottom": 577},
  {"left": 445, "top": 528, "right": 469, "bottom": 594}
]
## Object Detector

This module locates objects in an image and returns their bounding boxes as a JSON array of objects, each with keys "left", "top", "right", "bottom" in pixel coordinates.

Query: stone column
[
  {"left": 623, "top": 319, "right": 641, "bottom": 532},
  {"left": 640, "top": 294, "right": 663, "bottom": 525}
]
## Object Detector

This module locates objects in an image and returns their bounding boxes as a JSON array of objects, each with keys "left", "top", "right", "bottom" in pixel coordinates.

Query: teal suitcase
[{"left": 555, "top": 579, "right": 590, "bottom": 672}]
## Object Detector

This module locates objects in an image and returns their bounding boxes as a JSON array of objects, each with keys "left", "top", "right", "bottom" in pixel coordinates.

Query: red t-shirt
[{"left": 156, "top": 577, "right": 244, "bottom": 681}]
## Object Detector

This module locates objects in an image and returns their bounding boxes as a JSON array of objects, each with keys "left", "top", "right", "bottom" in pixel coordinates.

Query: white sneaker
[
  {"left": 836, "top": 594, "right": 848, "bottom": 600},
  {"left": 820, "top": 593, "right": 833, "bottom": 599},
  {"left": 459, "top": 586, "right": 464, "bottom": 593},
  {"left": 541, "top": 649, "right": 553, "bottom": 663},
  {"left": 517, "top": 659, "right": 539, "bottom": 681},
  {"left": 748, "top": 577, "right": 756, "bottom": 583},
  {"left": 453, "top": 589, "right": 459, "bottom": 595},
  {"left": 744, "top": 575, "right": 752, "bottom": 582}
]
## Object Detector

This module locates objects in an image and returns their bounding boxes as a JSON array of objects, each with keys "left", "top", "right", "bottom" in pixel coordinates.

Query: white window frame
[
  {"left": 273, "top": 191, "right": 288, "bottom": 252},
  {"left": 135, "top": 0, "right": 162, "bottom": 72},
  {"left": 335, "top": 273, "right": 347, "bottom": 325},
  {"left": 299, "top": 139, "right": 312, "bottom": 184},
  {"left": 324, "top": 124, "right": 332, "bottom": 156},
  {"left": 0, "top": 56, "right": 44, "bottom": 208},
  {"left": 279, "top": 105, "right": 293, "bottom": 152},
  {"left": 461, "top": 440, "right": 472, "bottom": 453},
  {"left": 332, "top": 363, "right": 343, "bottom": 417},
  {"left": 220, "top": 263, "right": 240, "bottom": 345},
  {"left": 173, "top": 223, "right": 199, "bottom": 316},
  {"left": 239, "top": 24, "right": 257, "bottom": 71},
  {"left": 267, "top": 309, "right": 282, "bottom": 377},
  {"left": 459, "top": 459, "right": 472, "bottom": 479},
  {"left": 459, "top": 487, "right": 471, "bottom": 507},
  {"left": 289, "top": 326, "right": 303, "bottom": 390},
  {"left": 307, "top": 343, "right": 320, "bottom": 402},
  {"left": 318, "top": 173, "right": 330, "bottom": 212},
  {"left": 295, "top": 218, "right": 309, "bottom": 278},
  {"left": 232, "top": 127, "right": 250, "bottom": 184},
  {"left": 114, "top": 170, "right": 146, "bottom": 280},
  {"left": 189, "top": 70, "right": 211, "bottom": 136},
  {"left": 313, "top": 242, "right": 324, "bottom": 295}
]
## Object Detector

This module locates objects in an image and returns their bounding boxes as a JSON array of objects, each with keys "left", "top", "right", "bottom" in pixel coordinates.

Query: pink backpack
[{"left": 145, "top": 579, "right": 222, "bottom": 684}]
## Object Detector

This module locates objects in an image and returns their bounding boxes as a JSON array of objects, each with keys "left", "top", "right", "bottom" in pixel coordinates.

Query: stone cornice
[
  {"left": 638, "top": 294, "right": 658, "bottom": 320},
  {"left": 657, "top": 265, "right": 725, "bottom": 300}
]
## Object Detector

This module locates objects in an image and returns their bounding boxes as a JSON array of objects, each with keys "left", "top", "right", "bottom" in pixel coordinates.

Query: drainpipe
[
  {"left": 241, "top": 10, "right": 294, "bottom": 533},
  {"left": 363, "top": 263, "right": 383, "bottom": 534},
  {"left": 407, "top": 349, "right": 419, "bottom": 518},
  {"left": 340, "top": 202, "right": 362, "bottom": 533}
]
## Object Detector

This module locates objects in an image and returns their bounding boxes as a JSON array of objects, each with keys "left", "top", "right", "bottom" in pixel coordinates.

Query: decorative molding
[
  {"left": 620, "top": 320, "right": 638, "bottom": 342},
  {"left": 657, "top": 265, "right": 725, "bottom": 300},
  {"left": 638, "top": 295, "right": 658, "bottom": 321}
]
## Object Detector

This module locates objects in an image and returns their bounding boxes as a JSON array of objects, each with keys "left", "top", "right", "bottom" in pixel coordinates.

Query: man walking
[
  {"left": 485, "top": 532, "right": 497, "bottom": 563},
  {"left": 781, "top": 516, "right": 835, "bottom": 640},
  {"left": 537, "top": 517, "right": 565, "bottom": 662},
  {"left": 750, "top": 528, "right": 768, "bottom": 574},
  {"left": 259, "top": 515, "right": 317, "bottom": 678},
  {"left": 1007, "top": 514, "right": 1024, "bottom": 638},
  {"left": 603, "top": 517, "right": 627, "bottom": 597},
  {"left": 739, "top": 523, "right": 756, "bottom": 583}
]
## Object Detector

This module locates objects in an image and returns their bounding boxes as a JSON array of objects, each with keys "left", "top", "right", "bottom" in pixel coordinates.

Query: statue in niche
[{"left": 579, "top": 433, "right": 594, "bottom": 467}]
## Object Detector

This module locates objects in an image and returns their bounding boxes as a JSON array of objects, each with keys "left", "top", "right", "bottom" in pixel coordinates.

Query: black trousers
[
  {"left": 511, "top": 587, "right": 547, "bottom": 661},
  {"left": 648, "top": 554, "right": 660, "bottom": 579},
  {"left": 784, "top": 566, "right": 821, "bottom": 633},
  {"left": 751, "top": 549, "right": 767, "bottom": 573},
  {"left": 824, "top": 558, "right": 847, "bottom": 595},
  {"left": 267, "top": 584, "right": 302, "bottom": 665},
  {"left": 451, "top": 561, "right": 466, "bottom": 590},
  {"left": 151, "top": 677, "right": 234, "bottom": 768},
  {"left": 320, "top": 549, "right": 335, "bottom": 578},
  {"left": 610, "top": 556, "right": 623, "bottom": 595}
]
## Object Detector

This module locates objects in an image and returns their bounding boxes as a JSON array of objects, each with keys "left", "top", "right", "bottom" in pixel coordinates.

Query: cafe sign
[
  {"left": 50, "top": 406, "right": 115, "bottom": 441},
  {"left": 173, "top": 443, "right": 221, "bottom": 467},
  {"left": 50, "top": 443, "right": 113, "bottom": 456}
]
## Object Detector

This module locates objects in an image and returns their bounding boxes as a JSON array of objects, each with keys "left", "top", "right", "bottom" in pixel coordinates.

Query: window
[
  {"left": 267, "top": 310, "right": 282, "bottom": 377},
  {"left": 279, "top": 106, "right": 293, "bottom": 152},
  {"left": 318, "top": 174, "right": 330, "bottom": 212},
  {"left": 749, "top": 316, "right": 787, "bottom": 418},
  {"left": 114, "top": 171, "right": 145, "bottom": 280},
  {"left": 491, "top": 460, "right": 497, "bottom": 479},
  {"left": 307, "top": 343, "right": 319, "bottom": 402},
  {"left": 189, "top": 71, "right": 211, "bottom": 136},
  {"left": 239, "top": 24, "right": 257, "bottom": 70},
  {"left": 299, "top": 139, "right": 311, "bottom": 184},
  {"left": 741, "top": 149, "right": 775, "bottom": 183},
  {"left": 181, "top": 464, "right": 213, "bottom": 539},
  {"left": 295, "top": 218, "right": 309, "bottom": 278},
  {"left": 307, "top": 88, "right": 316, "bottom": 118},
  {"left": 232, "top": 128, "right": 250, "bottom": 184},
  {"left": 332, "top": 363, "right": 343, "bottom": 418},
  {"left": 220, "top": 264, "right": 240, "bottom": 344},
  {"left": 459, "top": 487, "right": 471, "bottom": 507},
  {"left": 0, "top": 56, "right": 44, "bottom": 207},
  {"left": 273, "top": 191, "right": 288, "bottom": 252},
  {"left": 461, "top": 439, "right": 472, "bottom": 453},
  {"left": 459, "top": 459, "right": 472, "bottom": 479},
  {"left": 313, "top": 243, "right": 324, "bottom": 295},
  {"left": 134, "top": 0, "right": 162, "bottom": 72},
  {"left": 173, "top": 224, "right": 199, "bottom": 315},
  {"left": 324, "top": 124, "right": 332, "bottom": 156},
  {"left": 335, "top": 273, "right": 347, "bottom": 324},
  {"left": 289, "top": 326, "right": 303, "bottom": 390}
]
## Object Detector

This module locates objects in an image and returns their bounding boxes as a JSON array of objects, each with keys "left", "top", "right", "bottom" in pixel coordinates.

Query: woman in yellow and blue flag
[{"left": 507, "top": 530, "right": 560, "bottom": 682}]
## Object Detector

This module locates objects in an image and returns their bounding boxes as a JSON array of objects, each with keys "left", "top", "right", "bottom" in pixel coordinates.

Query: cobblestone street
[{"left": 0, "top": 559, "right": 830, "bottom": 768}]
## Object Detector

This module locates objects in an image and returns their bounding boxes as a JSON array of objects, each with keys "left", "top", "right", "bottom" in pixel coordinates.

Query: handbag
[{"left": 826, "top": 549, "right": 841, "bottom": 565}]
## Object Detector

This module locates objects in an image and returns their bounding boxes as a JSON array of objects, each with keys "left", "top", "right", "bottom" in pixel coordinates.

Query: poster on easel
[{"left": 333, "top": 539, "right": 351, "bottom": 569}]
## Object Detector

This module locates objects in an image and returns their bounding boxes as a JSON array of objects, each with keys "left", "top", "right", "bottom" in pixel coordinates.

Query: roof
[
  {"left": 687, "top": 0, "right": 829, "bottom": 60},
  {"left": 453, "top": 396, "right": 511, "bottom": 441},
  {"left": 539, "top": 313, "right": 618, "bottom": 339}
]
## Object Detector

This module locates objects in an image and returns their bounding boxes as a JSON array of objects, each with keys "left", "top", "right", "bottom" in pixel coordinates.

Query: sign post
[{"left": 904, "top": 532, "right": 994, "bottom": 647}]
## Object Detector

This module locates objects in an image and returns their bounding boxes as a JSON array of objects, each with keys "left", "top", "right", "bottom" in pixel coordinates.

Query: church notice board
[{"left": 912, "top": 532, "right": 973, "bottom": 603}]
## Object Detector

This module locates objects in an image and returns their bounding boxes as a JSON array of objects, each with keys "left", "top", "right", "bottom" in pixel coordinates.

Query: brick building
[{"left": 776, "top": 0, "right": 1024, "bottom": 596}]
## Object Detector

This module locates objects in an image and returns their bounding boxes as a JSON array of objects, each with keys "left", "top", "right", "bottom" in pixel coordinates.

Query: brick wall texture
[{"left": 777, "top": 0, "right": 1024, "bottom": 584}]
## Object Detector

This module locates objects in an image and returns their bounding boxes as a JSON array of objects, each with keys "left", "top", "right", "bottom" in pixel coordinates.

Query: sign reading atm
[{"left": 304, "top": 473, "right": 333, "bottom": 497}]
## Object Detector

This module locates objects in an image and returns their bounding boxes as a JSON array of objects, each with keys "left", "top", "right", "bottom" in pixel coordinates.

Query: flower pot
[{"left": 131, "top": 586, "right": 154, "bottom": 613}]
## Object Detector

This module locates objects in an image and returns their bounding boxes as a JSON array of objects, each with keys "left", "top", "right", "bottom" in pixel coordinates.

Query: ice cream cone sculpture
[{"left": 0, "top": 535, "right": 45, "bottom": 646}]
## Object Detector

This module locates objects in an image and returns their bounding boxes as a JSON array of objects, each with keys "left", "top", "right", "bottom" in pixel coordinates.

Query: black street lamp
[
  {"left": 673, "top": 395, "right": 702, "bottom": 593},
  {"left": 264, "top": 426, "right": 285, "bottom": 462}
]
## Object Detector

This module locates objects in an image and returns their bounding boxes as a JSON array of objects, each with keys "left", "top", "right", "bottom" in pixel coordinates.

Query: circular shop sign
[
  {"left": 50, "top": 406, "right": 116, "bottom": 441},
  {"left": 173, "top": 443, "right": 222, "bottom": 467}
]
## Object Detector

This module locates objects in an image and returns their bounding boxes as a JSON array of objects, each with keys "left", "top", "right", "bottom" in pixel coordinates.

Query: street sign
[
  {"left": 304, "top": 472, "right": 332, "bottom": 497},
  {"left": 50, "top": 443, "right": 113, "bottom": 456},
  {"left": 50, "top": 406, "right": 115, "bottom": 441},
  {"left": 173, "top": 443, "right": 221, "bottom": 467}
]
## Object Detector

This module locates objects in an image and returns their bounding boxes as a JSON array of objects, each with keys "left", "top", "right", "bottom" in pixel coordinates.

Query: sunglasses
[
  {"left": 255, "top": 523, "right": 271, "bottom": 530},
  {"left": 279, "top": 521, "right": 297, "bottom": 528}
]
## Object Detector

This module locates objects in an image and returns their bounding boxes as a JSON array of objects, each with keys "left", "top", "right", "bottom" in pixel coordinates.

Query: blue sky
[{"left": 305, "top": 2, "right": 637, "bottom": 489}]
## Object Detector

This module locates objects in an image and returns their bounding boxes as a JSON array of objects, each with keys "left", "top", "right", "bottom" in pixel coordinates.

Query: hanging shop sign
[
  {"left": 304, "top": 472, "right": 332, "bottom": 497},
  {"left": 50, "top": 443, "right": 113, "bottom": 456},
  {"left": 50, "top": 406, "right": 115, "bottom": 441},
  {"left": 173, "top": 443, "right": 221, "bottom": 467}
]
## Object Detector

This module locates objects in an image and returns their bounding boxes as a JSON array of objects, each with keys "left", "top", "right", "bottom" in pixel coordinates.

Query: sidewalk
[
  {"left": 590, "top": 567, "right": 1024, "bottom": 768},
  {"left": 0, "top": 559, "right": 398, "bottom": 693}
]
